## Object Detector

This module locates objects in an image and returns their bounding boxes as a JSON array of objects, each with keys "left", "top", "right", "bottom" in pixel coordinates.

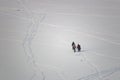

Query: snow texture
[{"left": 0, "top": 0, "right": 120, "bottom": 80}]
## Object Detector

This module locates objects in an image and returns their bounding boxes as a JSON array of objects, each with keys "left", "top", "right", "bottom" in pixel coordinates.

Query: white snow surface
[{"left": 0, "top": 0, "right": 120, "bottom": 80}]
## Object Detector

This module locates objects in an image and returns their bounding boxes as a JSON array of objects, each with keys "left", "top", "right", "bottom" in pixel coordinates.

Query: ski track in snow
[
  {"left": 74, "top": 51, "right": 120, "bottom": 80},
  {"left": 17, "top": 0, "right": 46, "bottom": 80},
  {"left": 77, "top": 66, "right": 120, "bottom": 80},
  {"left": 22, "top": 15, "right": 67, "bottom": 80},
  {"left": 18, "top": 0, "right": 66, "bottom": 80},
  {"left": 1, "top": 0, "right": 119, "bottom": 80}
]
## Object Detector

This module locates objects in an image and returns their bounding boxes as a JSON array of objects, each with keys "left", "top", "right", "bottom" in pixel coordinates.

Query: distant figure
[
  {"left": 72, "top": 42, "right": 76, "bottom": 52},
  {"left": 77, "top": 44, "right": 81, "bottom": 52}
]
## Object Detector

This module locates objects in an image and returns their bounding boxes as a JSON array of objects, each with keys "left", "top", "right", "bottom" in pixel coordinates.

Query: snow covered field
[{"left": 0, "top": 0, "right": 120, "bottom": 80}]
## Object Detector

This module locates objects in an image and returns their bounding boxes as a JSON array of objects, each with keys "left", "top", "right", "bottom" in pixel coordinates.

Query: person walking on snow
[
  {"left": 77, "top": 44, "right": 81, "bottom": 52},
  {"left": 72, "top": 42, "right": 76, "bottom": 52}
]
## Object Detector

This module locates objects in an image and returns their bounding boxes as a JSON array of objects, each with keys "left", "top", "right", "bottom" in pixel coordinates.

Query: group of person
[{"left": 72, "top": 41, "right": 81, "bottom": 52}]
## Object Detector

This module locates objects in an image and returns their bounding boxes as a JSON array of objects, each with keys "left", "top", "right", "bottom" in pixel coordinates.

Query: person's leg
[
  {"left": 78, "top": 48, "right": 80, "bottom": 52},
  {"left": 74, "top": 48, "right": 76, "bottom": 52}
]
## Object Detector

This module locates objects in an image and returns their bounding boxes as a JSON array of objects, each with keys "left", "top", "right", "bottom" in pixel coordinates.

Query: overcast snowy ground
[{"left": 0, "top": 0, "right": 120, "bottom": 80}]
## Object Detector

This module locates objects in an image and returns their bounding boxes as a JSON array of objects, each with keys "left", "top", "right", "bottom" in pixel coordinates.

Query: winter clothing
[
  {"left": 72, "top": 42, "right": 76, "bottom": 52},
  {"left": 77, "top": 44, "right": 81, "bottom": 52}
]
